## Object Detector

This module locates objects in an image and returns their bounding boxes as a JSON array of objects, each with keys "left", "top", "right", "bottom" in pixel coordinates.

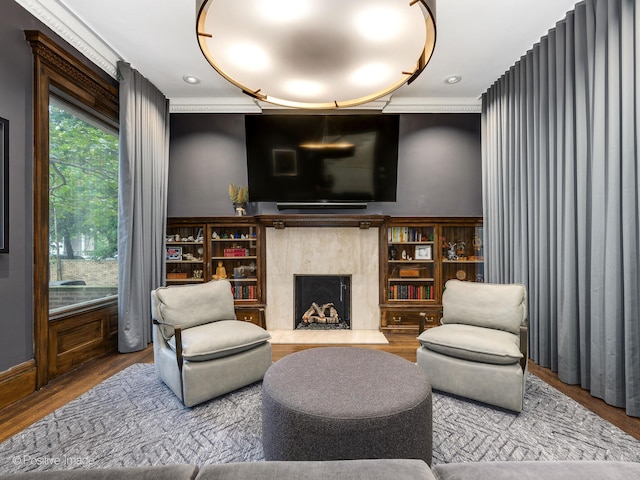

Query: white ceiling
[{"left": 17, "top": 0, "right": 579, "bottom": 113}]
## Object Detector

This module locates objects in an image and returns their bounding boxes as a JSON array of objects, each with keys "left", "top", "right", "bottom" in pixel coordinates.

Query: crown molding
[
  {"left": 15, "top": 0, "right": 120, "bottom": 78},
  {"left": 170, "top": 98, "right": 262, "bottom": 114},
  {"left": 169, "top": 96, "right": 482, "bottom": 114},
  {"left": 383, "top": 97, "right": 482, "bottom": 113}
]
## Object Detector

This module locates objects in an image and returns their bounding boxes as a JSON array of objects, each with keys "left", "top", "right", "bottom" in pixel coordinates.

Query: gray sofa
[{"left": 2, "top": 460, "right": 640, "bottom": 480}]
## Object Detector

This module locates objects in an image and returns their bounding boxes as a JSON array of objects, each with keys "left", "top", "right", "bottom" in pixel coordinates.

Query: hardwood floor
[{"left": 1, "top": 333, "right": 639, "bottom": 445}]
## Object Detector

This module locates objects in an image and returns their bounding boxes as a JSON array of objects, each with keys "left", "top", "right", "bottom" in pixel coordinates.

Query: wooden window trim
[{"left": 26, "top": 31, "right": 118, "bottom": 388}]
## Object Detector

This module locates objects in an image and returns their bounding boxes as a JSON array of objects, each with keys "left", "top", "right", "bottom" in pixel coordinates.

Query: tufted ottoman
[{"left": 261, "top": 347, "right": 433, "bottom": 464}]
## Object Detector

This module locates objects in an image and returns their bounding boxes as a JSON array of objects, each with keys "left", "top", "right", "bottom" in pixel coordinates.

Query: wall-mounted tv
[{"left": 245, "top": 114, "right": 399, "bottom": 207}]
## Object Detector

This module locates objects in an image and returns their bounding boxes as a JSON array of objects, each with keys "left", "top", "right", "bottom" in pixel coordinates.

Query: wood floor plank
[{"left": 1, "top": 334, "right": 638, "bottom": 445}]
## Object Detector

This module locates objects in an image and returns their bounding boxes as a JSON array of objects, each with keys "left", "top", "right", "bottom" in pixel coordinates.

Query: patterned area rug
[{"left": 0, "top": 363, "right": 638, "bottom": 473}]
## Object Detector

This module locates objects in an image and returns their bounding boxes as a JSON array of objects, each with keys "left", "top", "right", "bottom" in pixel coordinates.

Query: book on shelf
[
  {"left": 231, "top": 284, "right": 256, "bottom": 300},
  {"left": 389, "top": 284, "right": 435, "bottom": 300},
  {"left": 388, "top": 227, "right": 432, "bottom": 243},
  {"left": 223, "top": 248, "right": 249, "bottom": 257}
]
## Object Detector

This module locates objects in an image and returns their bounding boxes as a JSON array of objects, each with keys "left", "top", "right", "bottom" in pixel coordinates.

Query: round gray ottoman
[{"left": 261, "top": 347, "right": 432, "bottom": 464}]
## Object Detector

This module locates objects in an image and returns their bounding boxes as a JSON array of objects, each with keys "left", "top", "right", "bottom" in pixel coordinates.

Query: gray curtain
[
  {"left": 117, "top": 62, "right": 169, "bottom": 352},
  {"left": 482, "top": 0, "right": 640, "bottom": 417}
]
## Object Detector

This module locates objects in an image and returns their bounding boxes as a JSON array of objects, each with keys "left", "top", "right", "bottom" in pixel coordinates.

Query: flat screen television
[{"left": 245, "top": 114, "right": 399, "bottom": 207}]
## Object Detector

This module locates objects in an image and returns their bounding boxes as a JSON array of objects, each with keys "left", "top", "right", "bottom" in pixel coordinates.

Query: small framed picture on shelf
[
  {"left": 166, "top": 246, "right": 182, "bottom": 261},
  {"left": 414, "top": 244, "right": 432, "bottom": 260}
]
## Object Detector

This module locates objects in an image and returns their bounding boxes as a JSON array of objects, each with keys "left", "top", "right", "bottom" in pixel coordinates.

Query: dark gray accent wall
[
  {"left": 168, "top": 113, "right": 482, "bottom": 217},
  {"left": 0, "top": 1, "right": 40, "bottom": 371},
  {"left": 0, "top": 1, "right": 114, "bottom": 372},
  {"left": 169, "top": 114, "right": 248, "bottom": 217}
]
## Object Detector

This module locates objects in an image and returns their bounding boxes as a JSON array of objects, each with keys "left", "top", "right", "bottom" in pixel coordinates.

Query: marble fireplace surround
[{"left": 264, "top": 216, "right": 382, "bottom": 331}]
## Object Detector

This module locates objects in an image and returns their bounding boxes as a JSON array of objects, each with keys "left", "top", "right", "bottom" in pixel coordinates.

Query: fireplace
[
  {"left": 265, "top": 226, "right": 379, "bottom": 331},
  {"left": 294, "top": 275, "right": 351, "bottom": 330}
]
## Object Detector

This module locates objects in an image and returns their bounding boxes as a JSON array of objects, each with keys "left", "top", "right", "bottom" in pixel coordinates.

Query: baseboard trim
[{"left": 0, "top": 360, "right": 37, "bottom": 410}]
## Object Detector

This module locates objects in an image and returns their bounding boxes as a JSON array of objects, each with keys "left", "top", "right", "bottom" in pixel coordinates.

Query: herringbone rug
[{"left": 1, "top": 363, "right": 638, "bottom": 473}]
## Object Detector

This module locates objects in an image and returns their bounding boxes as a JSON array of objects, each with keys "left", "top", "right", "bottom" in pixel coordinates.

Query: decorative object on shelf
[
  {"left": 455, "top": 269, "right": 467, "bottom": 280},
  {"left": 388, "top": 245, "right": 398, "bottom": 260},
  {"left": 233, "top": 262, "right": 247, "bottom": 279},
  {"left": 167, "top": 269, "right": 187, "bottom": 279},
  {"left": 415, "top": 244, "right": 432, "bottom": 260},
  {"left": 456, "top": 240, "right": 466, "bottom": 259},
  {"left": 166, "top": 247, "right": 182, "bottom": 260},
  {"left": 472, "top": 235, "right": 483, "bottom": 260},
  {"left": 399, "top": 268, "right": 421, "bottom": 278},
  {"left": 192, "top": 269, "right": 203, "bottom": 279},
  {"left": 447, "top": 243, "right": 458, "bottom": 261},
  {"left": 228, "top": 183, "right": 248, "bottom": 216},
  {"left": 213, "top": 260, "right": 227, "bottom": 280}
]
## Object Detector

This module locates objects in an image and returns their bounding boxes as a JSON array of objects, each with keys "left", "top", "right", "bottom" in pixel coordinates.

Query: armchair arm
[
  {"left": 519, "top": 323, "right": 528, "bottom": 372},
  {"left": 152, "top": 319, "right": 184, "bottom": 374}
]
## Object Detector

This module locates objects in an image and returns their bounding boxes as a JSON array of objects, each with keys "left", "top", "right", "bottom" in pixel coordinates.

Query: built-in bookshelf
[
  {"left": 165, "top": 223, "right": 206, "bottom": 285},
  {"left": 164, "top": 217, "right": 266, "bottom": 327},
  {"left": 380, "top": 217, "right": 484, "bottom": 333}
]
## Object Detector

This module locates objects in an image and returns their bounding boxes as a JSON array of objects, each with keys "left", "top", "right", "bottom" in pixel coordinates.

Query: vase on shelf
[
  {"left": 228, "top": 183, "right": 249, "bottom": 217},
  {"left": 234, "top": 203, "right": 246, "bottom": 216}
]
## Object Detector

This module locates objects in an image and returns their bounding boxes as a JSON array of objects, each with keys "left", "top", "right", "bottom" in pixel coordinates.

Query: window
[
  {"left": 48, "top": 96, "right": 119, "bottom": 311},
  {"left": 28, "top": 30, "right": 120, "bottom": 388}
]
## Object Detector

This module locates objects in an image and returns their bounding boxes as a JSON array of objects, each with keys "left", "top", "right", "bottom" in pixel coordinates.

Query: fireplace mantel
[{"left": 256, "top": 214, "right": 387, "bottom": 230}]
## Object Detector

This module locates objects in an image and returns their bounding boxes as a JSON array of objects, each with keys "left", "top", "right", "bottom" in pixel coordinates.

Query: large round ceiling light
[{"left": 196, "top": 0, "right": 436, "bottom": 109}]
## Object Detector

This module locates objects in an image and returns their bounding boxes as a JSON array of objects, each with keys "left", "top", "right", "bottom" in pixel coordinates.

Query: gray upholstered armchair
[
  {"left": 151, "top": 279, "right": 272, "bottom": 407},
  {"left": 416, "top": 280, "right": 528, "bottom": 412}
]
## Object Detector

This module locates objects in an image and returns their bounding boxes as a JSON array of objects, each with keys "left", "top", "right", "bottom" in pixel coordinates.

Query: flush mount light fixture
[{"left": 196, "top": 0, "right": 436, "bottom": 109}]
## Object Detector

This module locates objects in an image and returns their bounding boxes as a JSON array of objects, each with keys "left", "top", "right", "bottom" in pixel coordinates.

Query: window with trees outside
[{"left": 48, "top": 95, "right": 119, "bottom": 312}]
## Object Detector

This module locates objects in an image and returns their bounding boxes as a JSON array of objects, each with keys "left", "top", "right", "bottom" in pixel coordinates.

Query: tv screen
[{"left": 245, "top": 115, "right": 399, "bottom": 204}]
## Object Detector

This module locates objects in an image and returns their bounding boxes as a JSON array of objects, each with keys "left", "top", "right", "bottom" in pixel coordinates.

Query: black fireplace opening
[{"left": 294, "top": 275, "right": 351, "bottom": 330}]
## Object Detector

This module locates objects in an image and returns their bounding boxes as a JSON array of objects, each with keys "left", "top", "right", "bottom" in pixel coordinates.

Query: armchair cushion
[
  {"left": 154, "top": 280, "right": 236, "bottom": 337},
  {"left": 168, "top": 320, "right": 271, "bottom": 362},
  {"left": 441, "top": 280, "right": 527, "bottom": 335},
  {"left": 418, "top": 324, "right": 522, "bottom": 365}
]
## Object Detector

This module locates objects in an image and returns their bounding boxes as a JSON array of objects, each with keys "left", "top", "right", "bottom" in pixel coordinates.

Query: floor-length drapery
[
  {"left": 482, "top": 0, "right": 640, "bottom": 416},
  {"left": 117, "top": 62, "right": 169, "bottom": 352}
]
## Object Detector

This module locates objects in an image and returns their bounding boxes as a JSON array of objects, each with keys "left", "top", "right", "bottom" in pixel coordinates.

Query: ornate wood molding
[{"left": 25, "top": 30, "right": 118, "bottom": 123}]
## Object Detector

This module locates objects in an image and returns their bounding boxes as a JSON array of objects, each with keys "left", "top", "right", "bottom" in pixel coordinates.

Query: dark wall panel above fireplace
[{"left": 168, "top": 113, "right": 481, "bottom": 217}]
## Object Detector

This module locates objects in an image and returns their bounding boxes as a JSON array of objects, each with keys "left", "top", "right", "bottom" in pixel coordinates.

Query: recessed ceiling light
[
  {"left": 183, "top": 75, "right": 201, "bottom": 85},
  {"left": 444, "top": 75, "right": 462, "bottom": 85}
]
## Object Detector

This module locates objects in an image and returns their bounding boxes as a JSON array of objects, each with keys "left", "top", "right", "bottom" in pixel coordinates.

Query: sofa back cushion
[
  {"left": 153, "top": 280, "right": 236, "bottom": 337},
  {"left": 441, "top": 280, "right": 527, "bottom": 335}
]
